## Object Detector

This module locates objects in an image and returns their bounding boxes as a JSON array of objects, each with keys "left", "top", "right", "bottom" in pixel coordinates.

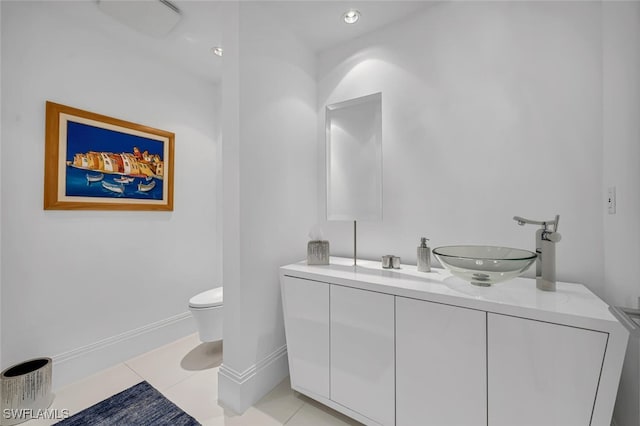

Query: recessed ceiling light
[
  {"left": 211, "top": 46, "right": 223, "bottom": 57},
  {"left": 343, "top": 9, "right": 360, "bottom": 24}
]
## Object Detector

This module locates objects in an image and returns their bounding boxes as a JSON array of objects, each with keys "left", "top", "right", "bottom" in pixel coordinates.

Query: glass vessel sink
[{"left": 432, "top": 245, "right": 537, "bottom": 287}]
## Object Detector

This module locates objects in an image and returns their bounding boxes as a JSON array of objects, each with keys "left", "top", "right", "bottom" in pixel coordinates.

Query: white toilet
[{"left": 189, "top": 287, "right": 223, "bottom": 342}]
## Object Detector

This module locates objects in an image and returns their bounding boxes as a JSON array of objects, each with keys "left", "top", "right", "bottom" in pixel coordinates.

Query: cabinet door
[
  {"left": 281, "top": 276, "right": 330, "bottom": 398},
  {"left": 330, "top": 285, "right": 395, "bottom": 426},
  {"left": 396, "top": 297, "right": 487, "bottom": 426},
  {"left": 488, "top": 313, "right": 608, "bottom": 426}
]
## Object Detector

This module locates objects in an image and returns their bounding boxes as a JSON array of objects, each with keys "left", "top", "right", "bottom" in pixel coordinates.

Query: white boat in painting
[
  {"left": 101, "top": 180, "right": 125, "bottom": 194},
  {"left": 113, "top": 176, "right": 135, "bottom": 184},
  {"left": 86, "top": 172, "right": 104, "bottom": 183},
  {"left": 137, "top": 180, "right": 156, "bottom": 192}
]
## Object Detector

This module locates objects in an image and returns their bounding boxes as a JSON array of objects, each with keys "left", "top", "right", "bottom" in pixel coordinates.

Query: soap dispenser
[{"left": 417, "top": 237, "right": 431, "bottom": 272}]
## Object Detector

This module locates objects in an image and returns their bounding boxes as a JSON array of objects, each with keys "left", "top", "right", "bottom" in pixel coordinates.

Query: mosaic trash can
[{"left": 0, "top": 358, "right": 53, "bottom": 426}]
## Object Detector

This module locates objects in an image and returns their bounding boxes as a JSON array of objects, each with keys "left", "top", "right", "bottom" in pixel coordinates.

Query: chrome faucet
[{"left": 513, "top": 215, "right": 562, "bottom": 291}]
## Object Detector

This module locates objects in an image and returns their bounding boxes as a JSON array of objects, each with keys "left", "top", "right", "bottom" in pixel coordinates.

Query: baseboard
[
  {"left": 52, "top": 311, "right": 196, "bottom": 389},
  {"left": 217, "top": 344, "right": 289, "bottom": 414}
]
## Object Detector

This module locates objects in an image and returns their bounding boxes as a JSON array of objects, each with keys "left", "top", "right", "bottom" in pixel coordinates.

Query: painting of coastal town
[
  {"left": 44, "top": 101, "right": 174, "bottom": 210},
  {"left": 65, "top": 121, "right": 164, "bottom": 200}
]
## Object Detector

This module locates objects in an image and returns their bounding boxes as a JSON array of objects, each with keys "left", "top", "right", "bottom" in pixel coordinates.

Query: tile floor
[{"left": 23, "top": 333, "right": 362, "bottom": 425}]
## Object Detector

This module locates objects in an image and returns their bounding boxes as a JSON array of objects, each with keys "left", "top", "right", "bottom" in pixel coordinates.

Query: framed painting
[{"left": 44, "top": 101, "right": 174, "bottom": 211}]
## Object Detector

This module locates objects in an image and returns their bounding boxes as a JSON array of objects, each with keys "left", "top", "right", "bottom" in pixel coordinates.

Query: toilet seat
[{"left": 189, "top": 287, "right": 223, "bottom": 309}]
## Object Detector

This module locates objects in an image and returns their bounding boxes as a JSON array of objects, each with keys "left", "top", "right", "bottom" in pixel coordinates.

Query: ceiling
[
  {"left": 261, "top": 1, "right": 436, "bottom": 53},
  {"left": 87, "top": 1, "right": 225, "bottom": 84},
  {"left": 91, "top": 1, "right": 437, "bottom": 84}
]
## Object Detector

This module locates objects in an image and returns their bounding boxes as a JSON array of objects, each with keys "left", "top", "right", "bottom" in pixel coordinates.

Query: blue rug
[{"left": 55, "top": 381, "right": 200, "bottom": 425}]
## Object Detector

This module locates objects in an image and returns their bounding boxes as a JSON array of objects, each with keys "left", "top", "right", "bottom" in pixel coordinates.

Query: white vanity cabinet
[
  {"left": 395, "top": 297, "right": 487, "bottom": 426},
  {"left": 488, "top": 313, "right": 608, "bottom": 426},
  {"left": 280, "top": 258, "right": 628, "bottom": 426},
  {"left": 330, "top": 285, "right": 395, "bottom": 426},
  {"left": 280, "top": 276, "right": 330, "bottom": 399},
  {"left": 281, "top": 276, "right": 395, "bottom": 425}
]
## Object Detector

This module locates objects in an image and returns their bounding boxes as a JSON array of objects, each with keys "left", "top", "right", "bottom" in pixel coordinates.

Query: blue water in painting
[{"left": 66, "top": 166, "right": 163, "bottom": 200}]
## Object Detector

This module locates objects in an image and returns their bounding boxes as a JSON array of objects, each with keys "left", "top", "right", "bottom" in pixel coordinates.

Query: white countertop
[{"left": 281, "top": 257, "right": 620, "bottom": 332}]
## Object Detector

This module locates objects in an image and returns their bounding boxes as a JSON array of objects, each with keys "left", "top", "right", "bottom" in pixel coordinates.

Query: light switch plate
[{"left": 608, "top": 186, "right": 616, "bottom": 214}]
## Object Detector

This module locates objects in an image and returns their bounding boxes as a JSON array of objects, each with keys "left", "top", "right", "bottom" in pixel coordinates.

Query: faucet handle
[{"left": 543, "top": 230, "right": 562, "bottom": 243}]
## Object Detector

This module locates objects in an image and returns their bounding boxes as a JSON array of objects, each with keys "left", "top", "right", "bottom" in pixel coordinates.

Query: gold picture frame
[{"left": 44, "top": 101, "right": 174, "bottom": 211}]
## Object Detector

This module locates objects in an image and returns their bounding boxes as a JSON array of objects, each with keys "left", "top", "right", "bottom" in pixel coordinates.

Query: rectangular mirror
[{"left": 326, "top": 92, "right": 382, "bottom": 221}]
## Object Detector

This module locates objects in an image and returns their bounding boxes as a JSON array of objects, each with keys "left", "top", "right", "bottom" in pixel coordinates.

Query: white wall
[
  {"left": 0, "top": 0, "right": 3, "bottom": 373},
  {"left": 603, "top": 2, "right": 640, "bottom": 425},
  {"left": 1, "top": 1, "right": 220, "bottom": 386},
  {"left": 318, "top": 1, "right": 604, "bottom": 294},
  {"left": 218, "top": 1, "right": 317, "bottom": 413}
]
